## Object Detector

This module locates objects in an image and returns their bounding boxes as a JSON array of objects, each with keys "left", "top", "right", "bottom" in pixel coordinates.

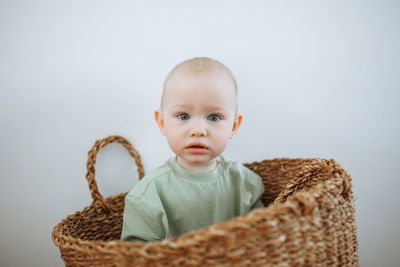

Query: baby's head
[{"left": 155, "top": 57, "right": 242, "bottom": 173}]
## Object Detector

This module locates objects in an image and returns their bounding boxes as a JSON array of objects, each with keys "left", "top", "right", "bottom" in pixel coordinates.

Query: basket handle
[{"left": 85, "top": 135, "right": 145, "bottom": 211}]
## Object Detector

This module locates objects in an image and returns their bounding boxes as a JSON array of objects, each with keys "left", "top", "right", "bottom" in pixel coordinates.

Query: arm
[
  {"left": 251, "top": 198, "right": 265, "bottom": 210},
  {"left": 244, "top": 166, "right": 265, "bottom": 211},
  {"left": 120, "top": 194, "right": 167, "bottom": 243}
]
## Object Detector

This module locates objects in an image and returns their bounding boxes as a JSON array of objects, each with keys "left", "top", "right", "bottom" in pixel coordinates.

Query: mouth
[{"left": 185, "top": 142, "right": 209, "bottom": 154}]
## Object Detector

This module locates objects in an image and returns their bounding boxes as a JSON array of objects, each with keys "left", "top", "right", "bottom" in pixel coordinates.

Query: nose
[{"left": 189, "top": 120, "right": 207, "bottom": 137}]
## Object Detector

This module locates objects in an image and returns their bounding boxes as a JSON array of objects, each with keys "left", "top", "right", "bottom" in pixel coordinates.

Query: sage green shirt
[{"left": 121, "top": 156, "right": 264, "bottom": 243}]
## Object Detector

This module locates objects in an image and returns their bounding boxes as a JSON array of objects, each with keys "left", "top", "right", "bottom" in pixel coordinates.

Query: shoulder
[
  {"left": 126, "top": 160, "right": 172, "bottom": 200},
  {"left": 221, "top": 156, "right": 260, "bottom": 179},
  {"left": 221, "top": 156, "right": 263, "bottom": 189}
]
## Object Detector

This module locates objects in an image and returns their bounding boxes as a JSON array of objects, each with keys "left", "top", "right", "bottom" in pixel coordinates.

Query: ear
[
  {"left": 154, "top": 109, "right": 166, "bottom": 136},
  {"left": 230, "top": 113, "right": 243, "bottom": 138}
]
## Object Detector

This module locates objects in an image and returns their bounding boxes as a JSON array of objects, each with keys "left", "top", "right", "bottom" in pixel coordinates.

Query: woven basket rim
[
  {"left": 52, "top": 170, "right": 348, "bottom": 251},
  {"left": 52, "top": 135, "right": 358, "bottom": 266}
]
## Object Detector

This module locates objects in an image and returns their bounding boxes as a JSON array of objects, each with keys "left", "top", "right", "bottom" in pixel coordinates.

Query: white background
[{"left": 1, "top": 1, "right": 399, "bottom": 266}]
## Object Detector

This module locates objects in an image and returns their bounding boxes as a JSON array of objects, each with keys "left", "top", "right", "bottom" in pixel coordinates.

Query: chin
[
  {"left": 191, "top": 158, "right": 218, "bottom": 165},
  {"left": 182, "top": 155, "right": 211, "bottom": 162}
]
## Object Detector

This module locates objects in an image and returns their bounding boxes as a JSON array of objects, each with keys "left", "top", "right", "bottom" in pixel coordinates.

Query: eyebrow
[
  {"left": 173, "top": 104, "right": 193, "bottom": 109},
  {"left": 172, "top": 104, "right": 227, "bottom": 111}
]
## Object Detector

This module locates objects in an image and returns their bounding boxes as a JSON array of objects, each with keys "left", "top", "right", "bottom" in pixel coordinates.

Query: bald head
[{"left": 161, "top": 57, "right": 238, "bottom": 111}]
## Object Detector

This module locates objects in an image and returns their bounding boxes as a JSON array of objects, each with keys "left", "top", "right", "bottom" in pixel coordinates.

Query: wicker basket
[{"left": 52, "top": 135, "right": 358, "bottom": 266}]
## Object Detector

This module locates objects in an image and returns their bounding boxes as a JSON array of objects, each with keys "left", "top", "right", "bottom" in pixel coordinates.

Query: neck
[{"left": 176, "top": 157, "right": 218, "bottom": 173}]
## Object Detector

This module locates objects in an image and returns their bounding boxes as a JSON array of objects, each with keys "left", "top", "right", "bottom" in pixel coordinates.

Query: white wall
[{"left": 1, "top": 1, "right": 399, "bottom": 266}]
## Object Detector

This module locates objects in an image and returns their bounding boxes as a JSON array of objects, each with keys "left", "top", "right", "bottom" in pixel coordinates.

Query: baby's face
[{"left": 155, "top": 71, "right": 241, "bottom": 172}]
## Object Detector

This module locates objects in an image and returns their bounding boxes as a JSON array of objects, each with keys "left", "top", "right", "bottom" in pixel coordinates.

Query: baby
[{"left": 121, "top": 57, "right": 264, "bottom": 243}]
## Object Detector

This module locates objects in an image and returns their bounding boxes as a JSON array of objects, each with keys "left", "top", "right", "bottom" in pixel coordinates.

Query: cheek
[
  {"left": 212, "top": 123, "right": 234, "bottom": 143},
  {"left": 164, "top": 121, "right": 185, "bottom": 152},
  {"left": 217, "top": 134, "right": 231, "bottom": 146},
  {"left": 166, "top": 134, "right": 181, "bottom": 152}
]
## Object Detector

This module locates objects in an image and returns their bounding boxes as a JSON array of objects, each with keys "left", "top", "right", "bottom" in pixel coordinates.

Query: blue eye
[
  {"left": 177, "top": 113, "right": 190, "bottom": 120},
  {"left": 208, "top": 114, "right": 221, "bottom": 122}
]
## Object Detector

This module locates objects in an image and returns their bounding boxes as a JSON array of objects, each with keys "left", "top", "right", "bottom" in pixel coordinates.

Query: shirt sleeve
[
  {"left": 120, "top": 193, "right": 167, "bottom": 243},
  {"left": 244, "top": 167, "right": 265, "bottom": 210},
  {"left": 251, "top": 198, "right": 265, "bottom": 210}
]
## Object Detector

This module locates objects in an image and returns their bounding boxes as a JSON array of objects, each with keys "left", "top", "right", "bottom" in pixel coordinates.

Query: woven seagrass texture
[{"left": 52, "top": 135, "right": 358, "bottom": 266}]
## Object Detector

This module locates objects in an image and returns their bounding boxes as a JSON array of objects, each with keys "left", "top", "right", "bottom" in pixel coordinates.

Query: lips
[
  {"left": 186, "top": 142, "right": 208, "bottom": 149},
  {"left": 185, "top": 142, "right": 209, "bottom": 154}
]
